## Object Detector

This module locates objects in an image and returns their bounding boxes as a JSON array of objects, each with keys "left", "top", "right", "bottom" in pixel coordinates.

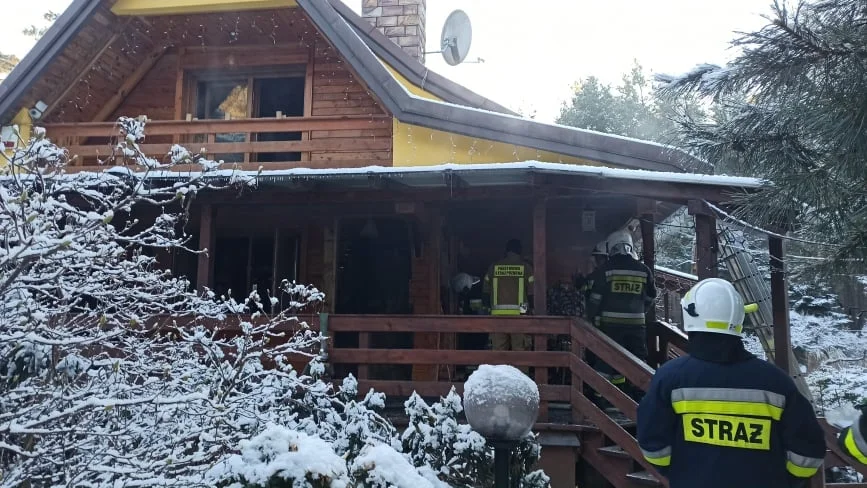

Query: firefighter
[
  {"left": 578, "top": 240, "right": 609, "bottom": 303},
  {"left": 483, "top": 239, "right": 534, "bottom": 355},
  {"left": 838, "top": 407, "right": 867, "bottom": 465},
  {"left": 637, "top": 278, "right": 826, "bottom": 488},
  {"left": 586, "top": 230, "right": 656, "bottom": 400}
]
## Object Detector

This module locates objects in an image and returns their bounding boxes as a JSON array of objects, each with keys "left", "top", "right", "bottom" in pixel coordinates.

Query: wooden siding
[
  {"left": 26, "top": 7, "right": 392, "bottom": 169},
  {"left": 111, "top": 53, "right": 178, "bottom": 123},
  {"left": 310, "top": 38, "right": 391, "bottom": 166}
]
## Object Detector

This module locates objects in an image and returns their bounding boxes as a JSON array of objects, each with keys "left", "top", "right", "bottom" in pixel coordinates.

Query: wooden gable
[{"left": 40, "top": 6, "right": 387, "bottom": 125}]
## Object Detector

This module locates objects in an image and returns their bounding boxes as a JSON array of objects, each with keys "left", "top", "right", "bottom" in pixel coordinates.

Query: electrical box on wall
[
  {"left": 581, "top": 210, "right": 596, "bottom": 232},
  {"left": 1, "top": 126, "right": 17, "bottom": 152}
]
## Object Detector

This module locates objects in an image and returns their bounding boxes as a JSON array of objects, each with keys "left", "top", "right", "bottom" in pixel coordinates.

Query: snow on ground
[{"left": 744, "top": 310, "right": 867, "bottom": 414}]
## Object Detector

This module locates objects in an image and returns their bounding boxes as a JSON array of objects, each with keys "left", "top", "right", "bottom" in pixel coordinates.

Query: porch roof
[{"left": 132, "top": 160, "right": 764, "bottom": 204}]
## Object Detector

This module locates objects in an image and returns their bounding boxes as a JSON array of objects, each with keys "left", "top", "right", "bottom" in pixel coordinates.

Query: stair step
[
  {"left": 625, "top": 471, "right": 663, "bottom": 486},
  {"left": 597, "top": 445, "right": 632, "bottom": 459}
]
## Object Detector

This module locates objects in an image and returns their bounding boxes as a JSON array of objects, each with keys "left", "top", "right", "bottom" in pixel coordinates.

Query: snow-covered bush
[
  {"left": 210, "top": 424, "right": 350, "bottom": 488},
  {"left": 0, "top": 121, "right": 552, "bottom": 487},
  {"left": 402, "top": 388, "right": 549, "bottom": 488},
  {"left": 0, "top": 120, "right": 334, "bottom": 486}
]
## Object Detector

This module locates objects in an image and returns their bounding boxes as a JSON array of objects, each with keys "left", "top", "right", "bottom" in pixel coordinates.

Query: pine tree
[{"left": 656, "top": 0, "right": 867, "bottom": 273}]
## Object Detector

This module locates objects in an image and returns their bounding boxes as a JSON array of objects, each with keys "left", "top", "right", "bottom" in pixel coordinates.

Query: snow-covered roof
[
  {"left": 654, "top": 265, "right": 699, "bottom": 281},
  {"left": 143, "top": 161, "right": 765, "bottom": 190}
]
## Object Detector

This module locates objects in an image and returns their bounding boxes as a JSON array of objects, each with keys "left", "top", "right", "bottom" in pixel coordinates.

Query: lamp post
[{"left": 464, "top": 364, "right": 540, "bottom": 488}]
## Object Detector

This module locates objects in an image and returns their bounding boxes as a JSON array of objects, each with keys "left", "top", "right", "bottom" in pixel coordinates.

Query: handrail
[
  {"left": 41, "top": 115, "right": 394, "bottom": 169},
  {"left": 41, "top": 115, "right": 392, "bottom": 138},
  {"left": 567, "top": 317, "right": 668, "bottom": 486}
]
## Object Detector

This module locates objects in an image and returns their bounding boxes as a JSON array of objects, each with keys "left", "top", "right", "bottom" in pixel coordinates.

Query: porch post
[
  {"left": 640, "top": 213, "right": 659, "bottom": 366},
  {"left": 689, "top": 200, "right": 718, "bottom": 279},
  {"left": 769, "top": 236, "right": 791, "bottom": 374},
  {"left": 196, "top": 204, "right": 216, "bottom": 292},
  {"left": 640, "top": 213, "right": 656, "bottom": 323},
  {"left": 533, "top": 198, "right": 547, "bottom": 314}
]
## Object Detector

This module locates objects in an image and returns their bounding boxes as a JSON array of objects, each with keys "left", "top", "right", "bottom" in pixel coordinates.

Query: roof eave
[{"left": 0, "top": 0, "right": 101, "bottom": 122}]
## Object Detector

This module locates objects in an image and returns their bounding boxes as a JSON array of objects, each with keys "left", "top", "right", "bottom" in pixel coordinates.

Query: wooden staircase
[{"left": 578, "top": 318, "right": 867, "bottom": 488}]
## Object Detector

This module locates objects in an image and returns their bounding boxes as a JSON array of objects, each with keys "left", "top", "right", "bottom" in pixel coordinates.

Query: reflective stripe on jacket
[
  {"left": 586, "top": 254, "right": 656, "bottom": 326},
  {"left": 483, "top": 252, "right": 534, "bottom": 314},
  {"left": 637, "top": 354, "right": 826, "bottom": 487},
  {"left": 839, "top": 413, "right": 867, "bottom": 465}
]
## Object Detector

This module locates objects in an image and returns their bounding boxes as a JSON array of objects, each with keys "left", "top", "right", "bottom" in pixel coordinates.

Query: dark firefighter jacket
[
  {"left": 637, "top": 333, "right": 826, "bottom": 488},
  {"left": 839, "top": 410, "right": 867, "bottom": 465},
  {"left": 586, "top": 254, "right": 656, "bottom": 326}
]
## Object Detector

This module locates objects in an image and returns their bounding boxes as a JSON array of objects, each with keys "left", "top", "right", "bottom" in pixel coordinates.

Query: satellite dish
[{"left": 440, "top": 10, "right": 472, "bottom": 66}]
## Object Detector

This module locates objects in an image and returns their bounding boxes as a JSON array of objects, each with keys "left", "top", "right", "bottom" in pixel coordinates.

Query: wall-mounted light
[{"left": 29, "top": 100, "right": 48, "bottom": 121}]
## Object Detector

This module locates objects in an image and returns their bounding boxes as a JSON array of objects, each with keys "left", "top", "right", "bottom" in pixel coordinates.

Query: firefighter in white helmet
[
  {"left": 637, "top": 278, "right": 826, "bottom": 488},
  {"left": 578, "top": 239, "right": 610, "bottom": 307},
  {"left": 585, "top": 229, "right": 657, "bottom": 404}
]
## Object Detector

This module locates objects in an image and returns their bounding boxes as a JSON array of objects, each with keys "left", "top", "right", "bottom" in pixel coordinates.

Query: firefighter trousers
[
  {"left": 586, "top": 324, "right": 648, "bottom": 403},
  {"left": 490, "top": 333, "right": 532, "bottom": 374}
]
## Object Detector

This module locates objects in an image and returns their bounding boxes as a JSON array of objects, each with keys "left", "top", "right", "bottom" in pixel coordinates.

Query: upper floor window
[{"left": 188, "top": 67, "right": 306, "bottom": 162}]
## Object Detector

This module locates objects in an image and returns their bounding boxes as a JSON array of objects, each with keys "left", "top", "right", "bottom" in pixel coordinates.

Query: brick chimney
[{"left": 362, "top": 0, "right": 426, "bottom": 64}]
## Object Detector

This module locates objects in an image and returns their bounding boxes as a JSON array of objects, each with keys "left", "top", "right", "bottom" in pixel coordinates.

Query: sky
[{"left": 2, "top": 0, "right": 769, "bottom": 122}]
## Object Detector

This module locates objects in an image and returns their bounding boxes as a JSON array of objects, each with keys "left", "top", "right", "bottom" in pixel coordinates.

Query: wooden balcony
[{"left": 41, "top": 114, "right": 393, "bottom": 171}]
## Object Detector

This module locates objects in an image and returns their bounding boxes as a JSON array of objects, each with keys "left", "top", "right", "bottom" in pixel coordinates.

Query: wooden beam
[
  {"left": 546, "top": 175, "right": 747, "bottom": 206},
  {"left": 196, "top": 204, "right": 216, "bottom": 292},
  {"left": 67, "top": 137, "right": 391, "bottom": 158},
  {"left": 92, "top": 46, "right": 167, "bottom": 122},
  {"left": 533, "top": 198, "right": 547, "bottom": 314},
  {"left": 44, "top": 115, "right": 392, "bottom": 138},
  {"left": 769, "top": 236, "right": 791, "bottom": 374},
  {"left": 329, "top": 349, "right": 570, "bottom": 367},
  {"left": 43, "top": 21, "right": 133, "bottom": 119},
  {"left": 640, "top": 213, "right": 658, "bottom": 365},
  {"left": 181, "top": 48, "right": 308, "bottom": 70},
  {"left": 693, "top": 213, "right": 718, "bottom": 279},
  {"left": 173, "top": 47, "right": 186, "bottom": 125},
  {"left": 301, "top": 45, "right": 314, "bottom": 162},
  {"left": 326, "top": 315, "right": 572, "bottom": 334}
]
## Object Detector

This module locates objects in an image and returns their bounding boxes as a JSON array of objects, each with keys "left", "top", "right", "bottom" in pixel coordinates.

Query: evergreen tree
[
  {"left": 656, "top": 0, "right": 867, "bottom": 273},
  {"left": 557, "top": 60, "right": 706, "bottom": 144}
]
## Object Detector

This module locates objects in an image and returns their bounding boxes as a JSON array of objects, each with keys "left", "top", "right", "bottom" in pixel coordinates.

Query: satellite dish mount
[{"left": 425, "top": 9, "right": 473, "bottom": 66}]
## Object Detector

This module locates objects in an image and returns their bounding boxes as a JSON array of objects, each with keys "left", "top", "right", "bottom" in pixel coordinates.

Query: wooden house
[{"left": 1, "top": 1, "right": 861, "bottom": 486}]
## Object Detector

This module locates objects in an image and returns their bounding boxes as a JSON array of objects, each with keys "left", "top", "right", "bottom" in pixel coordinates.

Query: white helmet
[
  {"left": 450, "top": 272, "right": 479, "bottom": 293},
  {"left": 681, "top": 278, "right": 758, "bottom": 337},
  {"left": 606, "top": 230, "right": 634, "bottom": 257},
  {"left": 591, "top": 240, "right": 608, "bottom": 257}
]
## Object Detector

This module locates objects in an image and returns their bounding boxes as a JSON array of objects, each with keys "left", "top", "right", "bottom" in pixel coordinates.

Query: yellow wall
[
  {"left": 378, "top": 58, "right": 596, "bottom": 167},
  {"left": 392, "top": 119, "right": 597, "bottom": 167},
  {"left": 112, "top": 0, "right": 297, "bottom": 16},
  {"left": 381, "top": 61, "right": 441, "bottom": 102},
  {"left": 2, "top": 108, "right": 32, "bottom": 163}
]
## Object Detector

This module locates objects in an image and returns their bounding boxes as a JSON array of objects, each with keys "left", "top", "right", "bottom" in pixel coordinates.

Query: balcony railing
[{"left": 41, "top": 115, "right": 392, "bottom": 171}]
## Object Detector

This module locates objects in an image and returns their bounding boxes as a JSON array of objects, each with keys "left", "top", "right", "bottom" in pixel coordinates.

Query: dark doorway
[
  {"left": 335, "top": 217, "right": 414, "bottom": 380},
  {"left": 254, "top": 76, "right": 305, "bottom": 162},
  {"left": 336, "top": 218, "right": 413, "bottom": 315}
]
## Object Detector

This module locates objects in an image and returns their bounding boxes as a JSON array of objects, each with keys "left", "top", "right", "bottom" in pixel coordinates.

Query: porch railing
[
  {"left": 317, "top": 314, "right": 867, "bottom": 488},
  {"left": 40, "top": 115, "right": 392, "bottom": 170}
]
